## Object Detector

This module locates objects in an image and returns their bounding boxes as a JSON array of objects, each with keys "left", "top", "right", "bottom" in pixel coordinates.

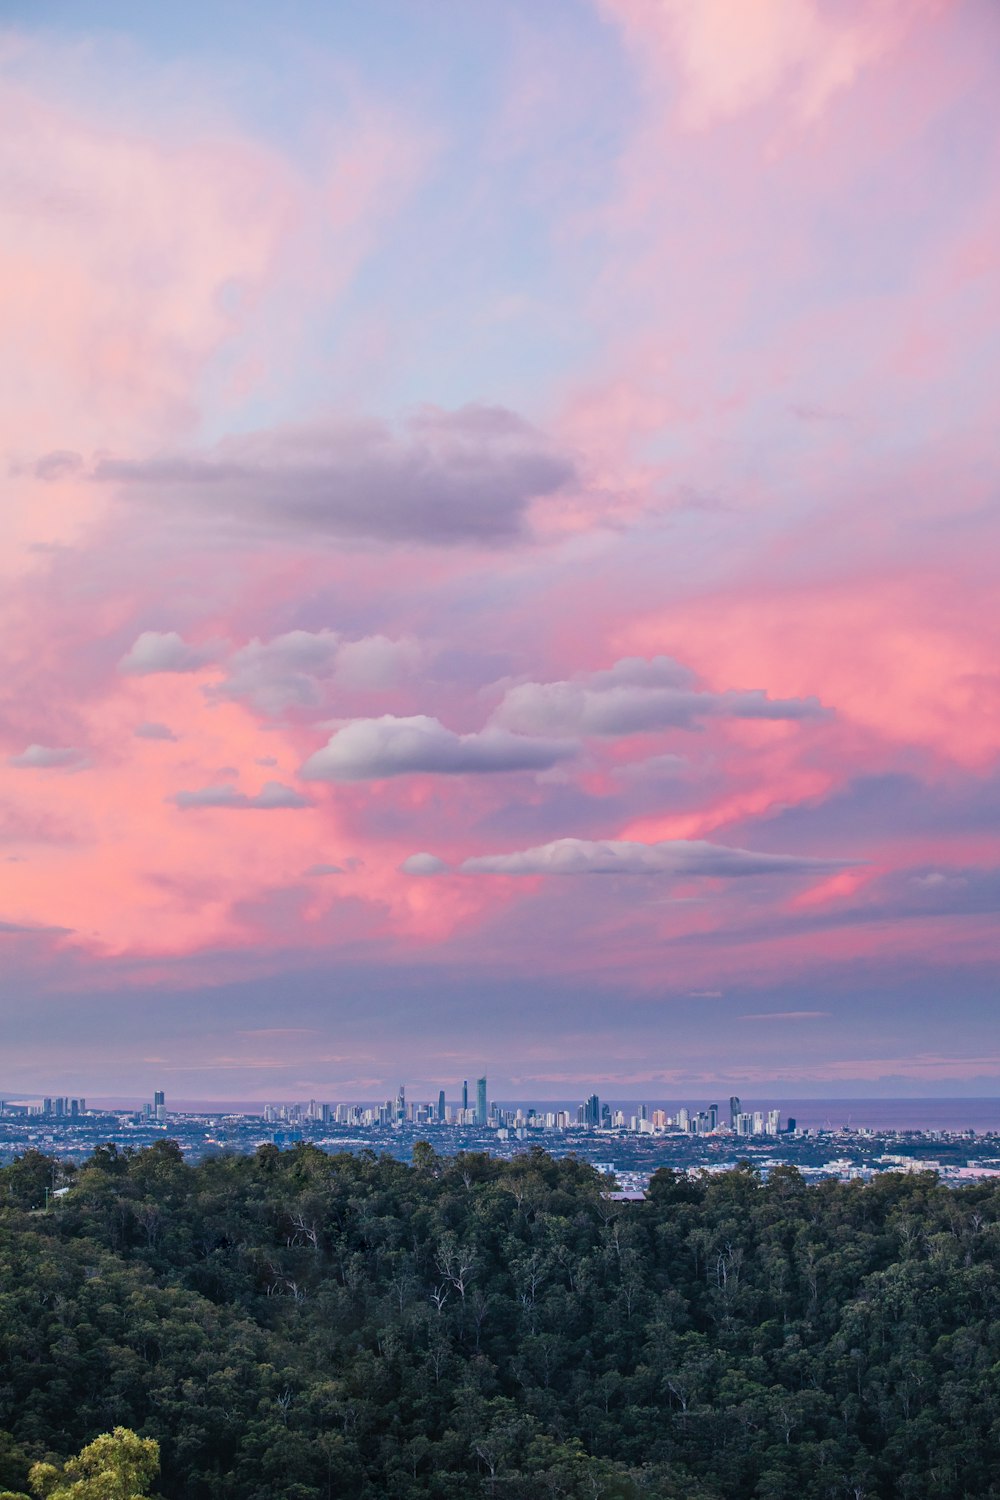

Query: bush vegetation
[{"left": 1, "top": 1142, "right": 999, "bottom": 1498}]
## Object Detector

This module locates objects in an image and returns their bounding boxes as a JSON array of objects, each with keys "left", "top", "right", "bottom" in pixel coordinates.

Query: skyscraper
[
  {"left": 729, "top": 1095, "right": 741, "bottom": 1129},
  {"left": 462, "top": 1079, "right": 468, "bottom": 1113},
  {"left": 585, "top": 1093, "right": 600, "bottom": 1127},
  {"left": 437, "top": 1089, "right": 445, "bottom": 1123},
  {"left": 476, "top": 1075, "right": 487, "bottom": 1126}
]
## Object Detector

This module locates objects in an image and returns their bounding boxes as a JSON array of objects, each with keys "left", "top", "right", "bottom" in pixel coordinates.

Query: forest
[{"left": 0, "top": 1141, "right": 998, "bottom": 1500}]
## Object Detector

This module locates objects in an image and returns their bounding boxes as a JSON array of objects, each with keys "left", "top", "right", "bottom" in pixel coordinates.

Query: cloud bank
[
  {"left": 494, "top": 657, "right": 827, "bottom": 736},
  {"left": 461, "top": 836, "right": 849, "bottom": 877},
  {"left": 97, "top": 405, "right": 574, "bottom": 546}
]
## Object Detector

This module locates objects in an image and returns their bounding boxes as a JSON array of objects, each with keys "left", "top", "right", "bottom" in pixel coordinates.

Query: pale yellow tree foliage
[{"left": 22, "top": 1429, "right": 159, "bottom": 1500}]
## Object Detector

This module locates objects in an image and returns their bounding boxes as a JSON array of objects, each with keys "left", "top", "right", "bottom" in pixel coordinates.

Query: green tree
[{"left": 28, "top": 1429, "right": 158, "bottom": 1500}]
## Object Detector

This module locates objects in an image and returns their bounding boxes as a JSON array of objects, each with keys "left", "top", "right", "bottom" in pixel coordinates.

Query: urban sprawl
[{"left": 2, "top": 1082, "right": 998, "bottom": 1187}]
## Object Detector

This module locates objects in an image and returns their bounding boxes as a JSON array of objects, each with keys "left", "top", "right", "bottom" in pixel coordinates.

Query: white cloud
[
  {"left": 210, "top": 630, "right": 340, "bottom": 714},
  {"left": 401, "top": 853, "right": 450, "bottom": 876},
  {"left": 335, "top": 634, "right": 422, "bottom": 690},
  {"left": 169, "top": 780, "right": 310, "bottom": 810},
  {"left": 461, "top": 836, "right": 848, "bottom": 877},
  {"left": 492, "top": 656, "right": 826, "bottom": 736},
  {"left": 300, "top": 715, "right": 577, "bottom": 782},
  {"left": 738, "top": 1010, "right": 830, "bottom": 1021},
  {"left": 119, "top": 630, "right": 215, "bottom": 675},
  {"left": 208, "top": 629, "right": 422, "bottom": 715},
  {"left": 7, "top": 744, "right": 88, "bottom": 770}
]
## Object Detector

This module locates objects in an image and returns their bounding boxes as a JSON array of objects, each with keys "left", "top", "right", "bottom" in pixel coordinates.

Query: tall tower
[
  {"left": 462, "top": 1079, "right": 468, "bottom": 1113},
  {"left": 729, "top": 1095, "right": 741, "bottom": 1129},
  {"left": 437, "top": 1089, "right": 446, "bottom": 1123},
  {"left": 476, "top": 1075, "right": 487, "bottom": 1126}
]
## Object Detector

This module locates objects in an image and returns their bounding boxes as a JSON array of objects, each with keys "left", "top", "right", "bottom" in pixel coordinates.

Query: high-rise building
[
  {"left": 729, "top": 1095, "right": 741, "bottom": 1129},
  {"left": 476, "top": 1075, "right": 487, "bottom": 1126},
  {"left": 585, "top": 1093, "right": 600, "bottom": 1127},
  {"left": 437, "top": 1090, "right": 446, "bottom": 1123},
  {"left": 708, "top": 1103, "right": 719, "bottom": 1131},
  {"left": 462, "top": 1079, "right": 468, "bottom": 1112},
  {"left": 395, "top": 1085, "right": 405, "bottom": 1125}
]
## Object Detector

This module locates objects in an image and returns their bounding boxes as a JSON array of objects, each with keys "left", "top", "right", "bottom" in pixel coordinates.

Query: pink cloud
[
  {"left": 0, "top": 5, "right": 997, "bottom": 1094},
  {"left": 599, "top": 0, "right": 952, "bottom": 131}
]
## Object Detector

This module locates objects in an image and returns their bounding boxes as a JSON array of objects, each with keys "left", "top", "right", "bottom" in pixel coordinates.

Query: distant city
[
  {"left": 259, "top": 1083, "right": 790, "bottom": 1140},
  {"left": 2, "top": 1080, "right": 998, "bottom": 1187},
  {"left": 2, "top": 1080, "right": 790, "bottom": 1137}
]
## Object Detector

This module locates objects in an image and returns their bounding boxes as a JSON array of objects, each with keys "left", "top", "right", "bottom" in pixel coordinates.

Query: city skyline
[{"left": 1, "top": 1, "right": 999, "bottom": 1097}]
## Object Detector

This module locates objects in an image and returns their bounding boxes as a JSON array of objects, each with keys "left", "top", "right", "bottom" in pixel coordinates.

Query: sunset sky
[{"left": 2, "top": 0, "right": 998, "bottom": 1101}]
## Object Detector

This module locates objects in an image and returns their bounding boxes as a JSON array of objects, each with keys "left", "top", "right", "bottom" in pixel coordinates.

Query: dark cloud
[
  {"left": 94, "top": 404, "right": 574, "bottom": 546},
  {"left": 168, "top": 780, "right": 310, "bottom": 810},
  {"left": 745, "top": 768, "right": 1000, "bottom": 851},
  {"left": 0, "top": 917, "right": 73, "bottom": 935},
  {"left": 461, "top": 836, "right": 849, "bottom": 877},
  {"left": 133, "top": 721, "right": 178, "bottom": 741},
  {"left": 673, "top": 865, "right": 1000, "bottom": 948},
  {"left": 493, "top": 655, "right": 827, "bottom": 736},
  {"left": 33, "top": 450, "right": 84, "bottom": 481},
  {"left": 300, "top": 714, "right": 577, "bottom": 781}
]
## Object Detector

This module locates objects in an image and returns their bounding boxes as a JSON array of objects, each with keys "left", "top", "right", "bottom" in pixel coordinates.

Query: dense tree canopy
[{"left": 1, "top": 1144, "right": 999, "bottom": 1498}]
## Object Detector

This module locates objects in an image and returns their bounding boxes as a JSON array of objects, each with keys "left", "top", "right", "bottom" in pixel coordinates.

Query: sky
[{"left": 1, "top": 0, "right": 999, "bottom": 1102}]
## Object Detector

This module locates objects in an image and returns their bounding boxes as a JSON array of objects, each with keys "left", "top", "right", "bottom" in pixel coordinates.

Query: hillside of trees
[{"left": 0, "top": 1142, "right": 999, "bottom": 1499}]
